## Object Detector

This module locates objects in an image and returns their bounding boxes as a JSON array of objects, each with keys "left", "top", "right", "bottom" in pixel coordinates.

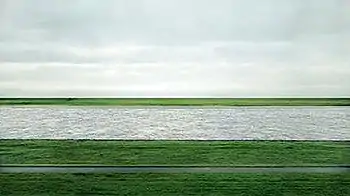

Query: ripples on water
[{"left": 0, "top": 106, "right": 349, "bottom": 140}]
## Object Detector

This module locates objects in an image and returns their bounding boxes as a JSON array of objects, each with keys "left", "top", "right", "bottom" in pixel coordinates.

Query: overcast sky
[{"left": 0, "top": 0, "right": 349, "bottom": 97}]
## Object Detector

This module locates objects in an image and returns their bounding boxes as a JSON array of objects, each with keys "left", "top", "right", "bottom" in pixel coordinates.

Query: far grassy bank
[
  {"left": 1, "top": 173, "right": 349, "bottom": 196},
  {"left": 1, "top": 98, "right": 350, "bottom": 106},
  {"left": 2, "top": 140, "right": 348, "bottom": 166}
]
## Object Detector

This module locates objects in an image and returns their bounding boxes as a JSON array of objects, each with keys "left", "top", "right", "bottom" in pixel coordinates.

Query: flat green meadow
[{"left": 1, "top": 98, "right": 350, "bottom": 106}]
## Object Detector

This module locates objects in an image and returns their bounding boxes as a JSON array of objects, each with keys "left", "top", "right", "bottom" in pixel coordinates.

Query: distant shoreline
[{"left": 1, "top": 98, "right": 350, "bottom": 106}]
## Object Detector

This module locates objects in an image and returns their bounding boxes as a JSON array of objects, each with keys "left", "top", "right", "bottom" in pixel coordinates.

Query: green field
[
  {"left": 1, "top": 173, "right": 349, "bottom": 196},
  {"left": 0, "top": 98, "right": 350, "bottom": 106},
  {"left": 2, "top": 140, "right": 348, "bottom": 166},
  {"left": 2, "top": 140, "right": 349, "bottom": 195}
]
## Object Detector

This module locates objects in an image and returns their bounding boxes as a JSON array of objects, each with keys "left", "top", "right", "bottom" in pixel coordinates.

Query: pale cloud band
[{"left": 0, "top": 0, "right": 349, "bottom": 97}]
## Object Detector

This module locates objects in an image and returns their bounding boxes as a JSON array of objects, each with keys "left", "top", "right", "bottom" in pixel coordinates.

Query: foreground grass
[
  {"left": 1, "top": 173, "right": 349, "bottom": 196},
  {"left": 2, "top": 140, "right": 348, "bottom": 166},
  {"left": 1, "top": 98, "right": 350, "bottom": 106}
]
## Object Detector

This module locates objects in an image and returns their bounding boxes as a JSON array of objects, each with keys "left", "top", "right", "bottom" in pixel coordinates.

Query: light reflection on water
[{"left": 1, "top": 106, "right": 349, "bottom": 140}]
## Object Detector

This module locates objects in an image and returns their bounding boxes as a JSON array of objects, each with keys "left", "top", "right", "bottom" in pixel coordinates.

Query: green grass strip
[
  {"left": 1, "top": 98, "right": 350, "bottom": 106},
  {"left": 2, "top": 140, "right": 348, "bottom": 166},
  {"left": 1, "top": 173, "right": 349, "bottom": 196}
]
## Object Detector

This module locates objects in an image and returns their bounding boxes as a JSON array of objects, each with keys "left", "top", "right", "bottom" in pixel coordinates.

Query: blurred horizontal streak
[{"left": 1, "top": 165, "right": 349, "bottom": 173}]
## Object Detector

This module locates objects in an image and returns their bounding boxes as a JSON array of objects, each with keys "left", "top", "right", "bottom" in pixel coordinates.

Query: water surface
[{"left": 1, "top": 106, "right": 349, "bottom": 140}]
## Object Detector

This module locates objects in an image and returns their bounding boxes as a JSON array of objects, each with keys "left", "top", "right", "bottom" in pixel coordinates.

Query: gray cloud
[{"left": 0, "top": 0, "right": 349, "bottom": 97}]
